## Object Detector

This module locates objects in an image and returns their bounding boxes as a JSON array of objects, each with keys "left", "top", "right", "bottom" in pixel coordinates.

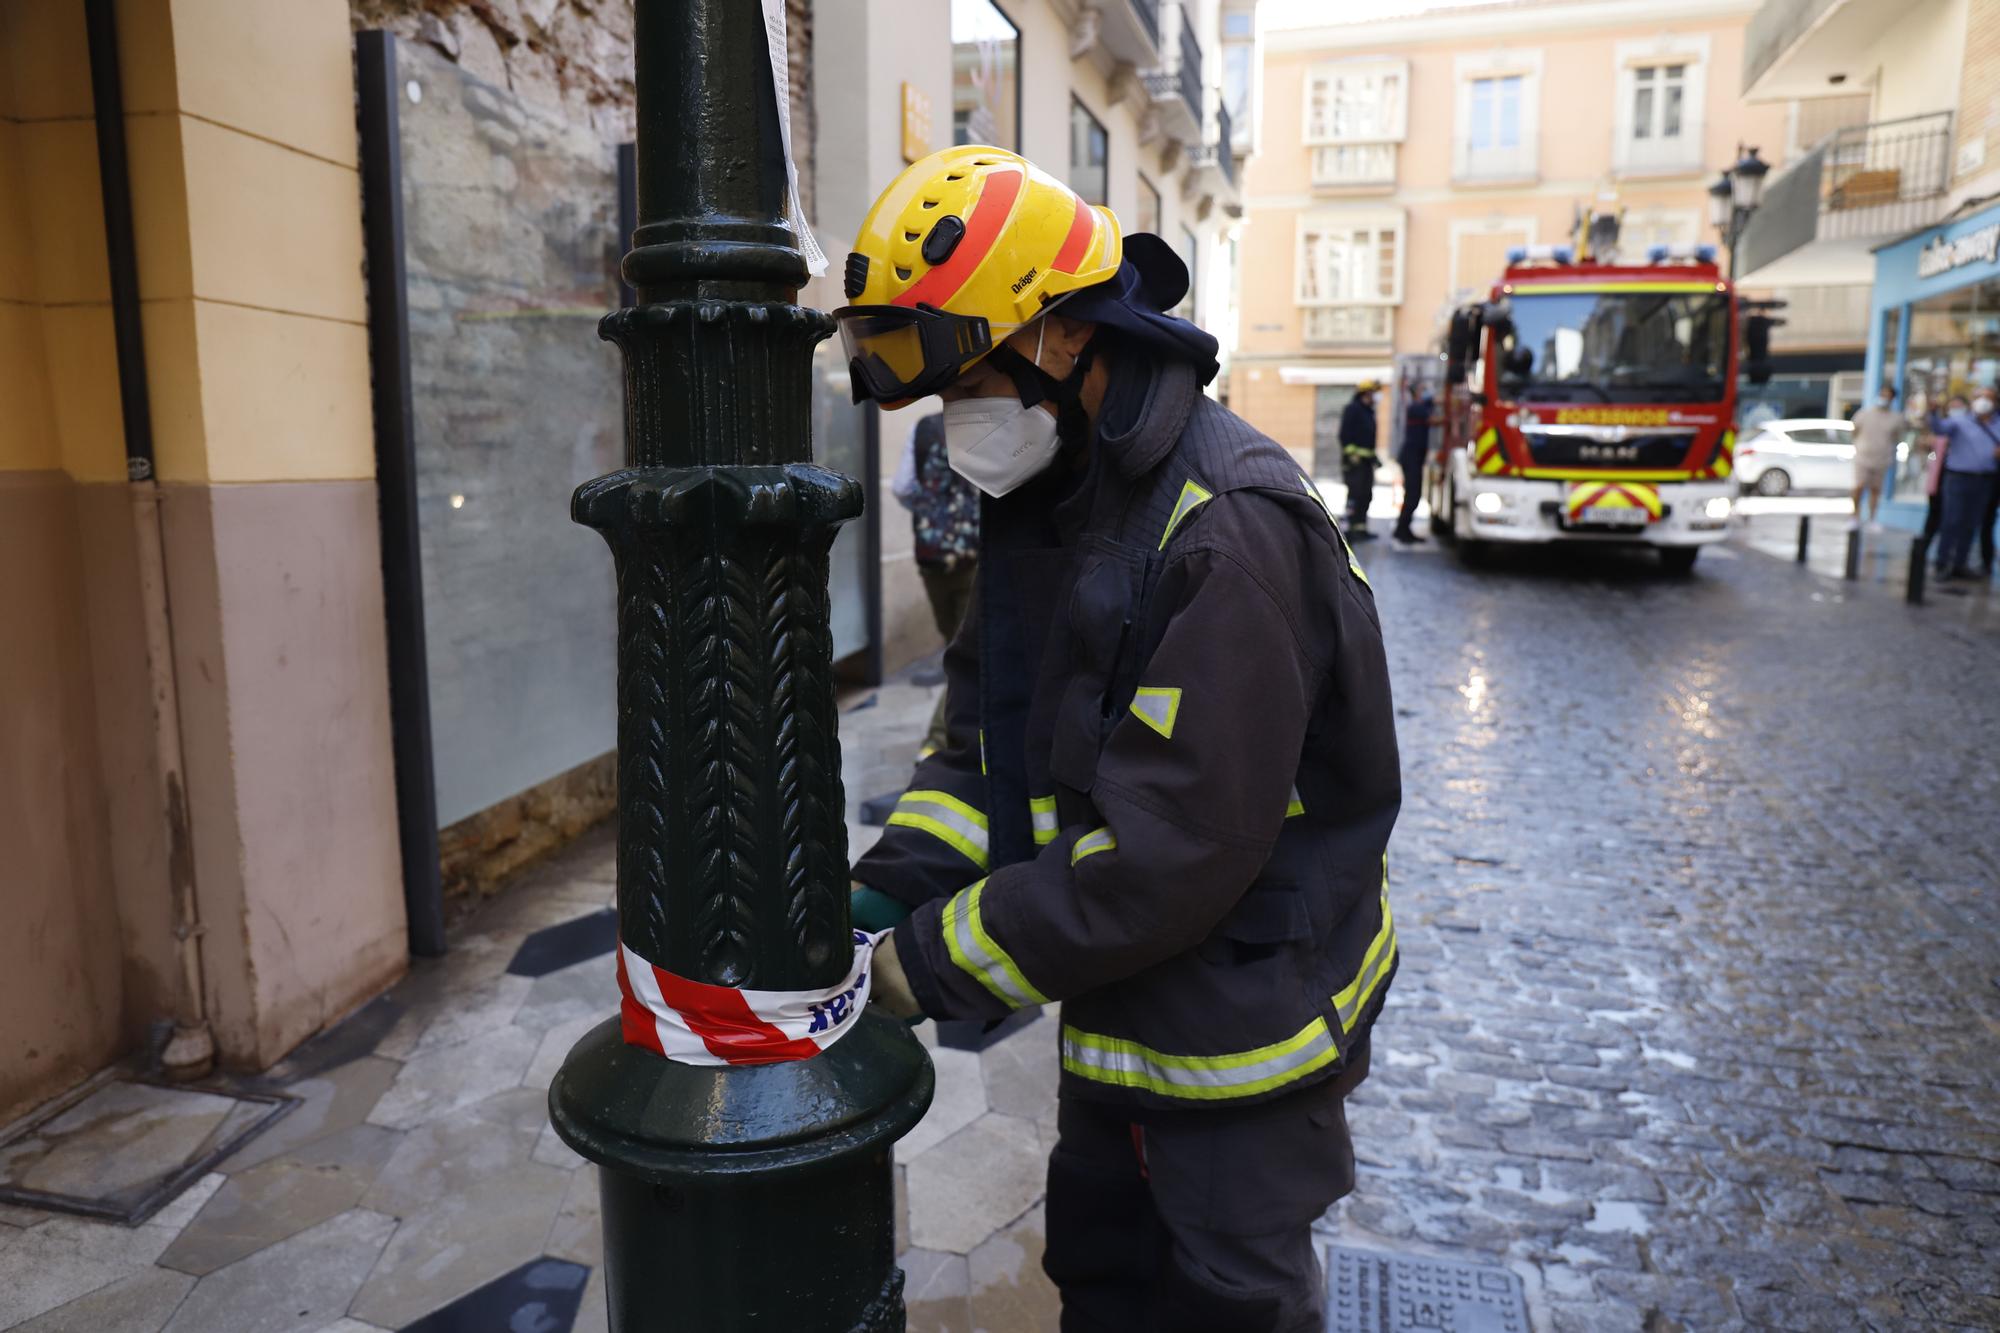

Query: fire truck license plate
[{"left": 1578, "top": 506, "right": 1649, "bottom": 528}]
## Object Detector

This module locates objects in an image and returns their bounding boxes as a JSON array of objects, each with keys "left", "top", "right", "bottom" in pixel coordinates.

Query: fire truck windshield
[{"left": 1497, "top": 290, "right": 1729, "bottom": 403}]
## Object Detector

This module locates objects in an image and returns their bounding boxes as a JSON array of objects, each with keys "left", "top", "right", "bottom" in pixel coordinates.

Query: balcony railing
[
  {"left": 1312, "top": 143, "right": 1396, "bottom": 190},
  {"left": 1175, "top": 10, "right": 1202, "bottom": 128},
  {"left": 1128, "top": 0, "right": 1160, "bottom": 49},
  {"left": 1819, "top": 111, "right": 1953, "bottom": 237},
  {"left": 1303, "top": 305, "right": 1394, "bottom": 346},
  {"left": 1736, "top": 111, "right": 1954, "bottom": 280},
  {"left": 1141, "top": 4, "right": 1204, "bottom": 143},
  {"left": 1216, "top": 102, "right": 1235, "bottom": 186}
]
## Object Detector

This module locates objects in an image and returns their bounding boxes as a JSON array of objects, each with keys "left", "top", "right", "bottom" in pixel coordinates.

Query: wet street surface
[{"left": 1318, "top": 531, "right": 2000, "bottom": 1330}]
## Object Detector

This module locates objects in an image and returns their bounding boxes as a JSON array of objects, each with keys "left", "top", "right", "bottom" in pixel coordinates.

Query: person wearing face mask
[
  {"left": 1931, "top": 389, "right": 2000, "bottom": 581},
  {"left": 1849, "top": 383, "right": 1902, "bottom": 531},
  {"left": 835, "top": 147, "right": 1399, "bottom": 1333}
]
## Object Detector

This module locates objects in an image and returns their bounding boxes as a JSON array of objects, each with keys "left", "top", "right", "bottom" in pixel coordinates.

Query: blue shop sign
[{"left": 1876, "top": 201, "right": 2000, "bottom": 307}]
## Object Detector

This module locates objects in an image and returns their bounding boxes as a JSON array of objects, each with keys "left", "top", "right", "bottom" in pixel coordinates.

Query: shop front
[{"left": 1866, "top": 201, "right": 2000, "bottom": 528}]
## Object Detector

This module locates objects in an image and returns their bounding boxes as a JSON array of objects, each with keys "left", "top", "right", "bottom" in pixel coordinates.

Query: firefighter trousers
[
  {"left": 1341, "top": 461, "right": 1376, "bottom": 529},
  {"left": 1042, "top": 1075, "right": 1360, "bottom": 1333}
]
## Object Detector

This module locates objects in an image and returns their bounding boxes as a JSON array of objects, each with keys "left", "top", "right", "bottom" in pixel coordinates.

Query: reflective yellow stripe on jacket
[
  {"left": 942, "top": 878, "right": 1048, "bottom": 1009},
  {"left": 1060, "top": 871, "right": 1396, "bottom": 1100},
  {"left": 1060, "top": 1018, "right": 1340, "bottom": 1101},
  {"left": 1334, "top": 876, "right": 1396, "bottom": 1034},
  {"left": 888, "top": 790, "right": 990, "bottom": 871}
]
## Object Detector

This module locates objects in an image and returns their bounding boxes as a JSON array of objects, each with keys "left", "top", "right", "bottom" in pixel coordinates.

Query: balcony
[
  {"left": 1187, "top": 101, "right": 1240, "bottom": 212},
  {"left": 1311, "top": 143, "right": 1397, "bottom": 192},
  {"left": 1745, "top": 0, "right": 1908, "bottom": 101},
  {"left": 1070, "top": 0, "right": 1162, "bottom": 71},
  {"left": 1303, "top": 305, "right": 1394, "bottom": 347},
  {"left": 1735, "top": 112, "right": 1954, "bottom": 285},
  {"left": 1142, "top": 3, "right": 1204, "bottom": 144}
]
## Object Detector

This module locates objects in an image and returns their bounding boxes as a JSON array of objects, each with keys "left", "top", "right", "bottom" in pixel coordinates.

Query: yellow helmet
[{"left": 835, "top": 145, "right": 1122, "bottom": 403}]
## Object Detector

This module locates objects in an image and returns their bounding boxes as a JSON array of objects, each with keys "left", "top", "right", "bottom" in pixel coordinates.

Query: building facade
[
  {"left": 1740, "top": 0, "right": 2000, "bottom": 527},
  {"left": 809, "top": 0, "right": 1256, "bottom": 667},
  {"left": 2, "top": 0, "right": 408, "bottom": 1120},
  {"left": 1229, "top": 0, "right": 1789, "bottom": 473},
  {"left": 1, "top": 0, "right": 1259, "bottom": 1124}
]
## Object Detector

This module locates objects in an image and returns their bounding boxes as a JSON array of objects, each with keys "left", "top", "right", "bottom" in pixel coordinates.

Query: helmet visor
[{"left": 835, "top": 304, "right": 994, "bottom": 403}]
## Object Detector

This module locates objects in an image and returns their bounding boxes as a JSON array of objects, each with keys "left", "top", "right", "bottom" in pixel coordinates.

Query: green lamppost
[{"left": 547, "top": 3, "right": 932, "bottom": 1328}]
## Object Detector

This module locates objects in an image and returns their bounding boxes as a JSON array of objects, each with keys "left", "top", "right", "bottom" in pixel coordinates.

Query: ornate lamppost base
[{"left": 551, "top": 1014, "right": 933, "bottom": 1329}]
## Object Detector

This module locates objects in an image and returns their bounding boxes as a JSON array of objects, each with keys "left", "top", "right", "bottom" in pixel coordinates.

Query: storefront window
[
  {"left": 1898, "top": 276, "right": 2000, "bottom": 494},
  {"left": 952, "top": 0, "right": 1018, "bottom": 151}
]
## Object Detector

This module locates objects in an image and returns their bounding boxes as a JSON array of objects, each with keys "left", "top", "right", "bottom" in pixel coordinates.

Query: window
[
  {"left": 1070, "top": 97, "right": 1108, "bottom": 206},
  {"left": 1632, "top": 65, "right": 1685, "bottom": 142},
  {"left": 1467, "top": 76, "right": 1522, "bottom": 153},
  {"left": 1613, "top": 38, "right": 1708, "bottom": 175},
  {"left": 1499, "top": 290, "right": 1730, "bottom": 402},
  {"left": 1222, "top": 5, "right": 1257, "bottom": 148},
  {"left": 1137, "top": 175, "right": 1161, "bottom": 235},
  {"left": 1297, "top": 213, "right": 1404, "bottom": 345},
  {"left": 1454, "top": 52, "right": 1541, "bottom": 181},
  {"left": 1305, "top": 62, "right": 1407, "bottom": 144},
  {"left": 952, "top": 0, "right": 1019, "bottom": 151}
]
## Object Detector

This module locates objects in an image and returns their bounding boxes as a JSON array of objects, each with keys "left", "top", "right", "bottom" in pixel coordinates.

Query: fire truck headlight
[
  {"left": 1704, "top": 496, "right": 1733, "bottom": 520},
  {"left": 1473, "top": 491, "right": 1506, "bottom": 515}
]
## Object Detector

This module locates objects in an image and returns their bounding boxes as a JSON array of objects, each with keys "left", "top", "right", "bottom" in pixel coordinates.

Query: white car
[{"left": 1735, "top": 418, "right": 1856, "bottom": 496}]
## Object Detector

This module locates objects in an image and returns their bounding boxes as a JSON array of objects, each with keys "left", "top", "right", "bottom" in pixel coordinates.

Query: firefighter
[
  {"left": 1339, "top": 380, "right": 1382, "bottom": 540},
  {"left": 837, "top": 147, "right": 1401, "bottom": 1333}
]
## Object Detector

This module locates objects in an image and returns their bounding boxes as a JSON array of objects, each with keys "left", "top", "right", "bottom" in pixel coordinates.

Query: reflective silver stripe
[
  {"left": 1030, "top": 795, "right": 1058, "bottom": 846},
  {"left": 1285, "top": 785, "right": 1305, "bottom": 818},
  {"left": 886, "top": 790, "right": 990, "bottom": 870},
  {"left": 1060, "top": 1020, "right": 1339, "bottom": 1100},
  {"left": 1071, "top": 826, "right": 1117, "bottom": 865},
  {"left": 942, "top": 879, "right": 1047, "bottom": 1008}
]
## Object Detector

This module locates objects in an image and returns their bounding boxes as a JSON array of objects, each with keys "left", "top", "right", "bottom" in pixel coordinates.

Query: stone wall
[{"left": 349, "top": 0, "right": 816, "bottom": 220}]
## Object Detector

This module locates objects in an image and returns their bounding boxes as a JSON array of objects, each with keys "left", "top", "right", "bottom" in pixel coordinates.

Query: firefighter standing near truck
[
  {"left": 1339, "top": 381, "right": 1382, "bottom": 540},
  {"left": 838, "top": 147, "right": 1401, "bottom": 1333}
]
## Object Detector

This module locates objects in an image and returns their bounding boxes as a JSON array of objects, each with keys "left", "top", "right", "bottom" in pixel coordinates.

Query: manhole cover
[
  {"left": 0, "top": 1075, "right": 296, "bottom": 1224},
  {"left": 1326, "top": 1246, "right": 1529, "bottom": 1333}
]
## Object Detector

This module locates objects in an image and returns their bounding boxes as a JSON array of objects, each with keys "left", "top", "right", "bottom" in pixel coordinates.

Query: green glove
[{"left": 851, "top": 885, "right": 912, "bottom": 933}]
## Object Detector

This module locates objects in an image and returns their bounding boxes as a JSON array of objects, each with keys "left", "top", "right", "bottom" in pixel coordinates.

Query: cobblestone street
[
  {"left": 1321, "top": 529, "right": 2000, "bottom": 1331},
  {"left": 2, "top": 526, "right": 1994, "bottom": 1333}
]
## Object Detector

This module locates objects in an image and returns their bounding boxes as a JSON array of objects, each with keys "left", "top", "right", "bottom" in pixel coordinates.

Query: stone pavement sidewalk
[{"left": 0, "top": 668, "right": 1058, "bottom": 1333}]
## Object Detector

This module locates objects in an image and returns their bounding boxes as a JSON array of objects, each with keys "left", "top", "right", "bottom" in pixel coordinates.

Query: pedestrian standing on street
[
  {"left": 1921, "top": 395, "right": 1966, "bottom": 545},
  {"left": 836, "top": 146, "right": 1400, "bottom": 1333},
  {"left": 1392, "top": 385, "right": 1434, "bottom": 544},
  {"left": 891, "top": 410, "right": 980, "bottom": 757},
  {"left": 1930, "top": 390, "right": 2000, "bottom": 580},
  {"left": 1849, "top": 383, "right": 1901, "bottom": 531},
  {"left": 1340, "top": 379, "right": 1382, "bottom": 541}
]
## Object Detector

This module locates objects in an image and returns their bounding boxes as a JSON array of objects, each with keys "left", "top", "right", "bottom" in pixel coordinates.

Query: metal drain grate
[
  {"left": 0, "top": 1075, "right": 297, "bottom": 1225},
  {"left": 1326, "top": 1246, "right": 1530, "bottom": 1333}
]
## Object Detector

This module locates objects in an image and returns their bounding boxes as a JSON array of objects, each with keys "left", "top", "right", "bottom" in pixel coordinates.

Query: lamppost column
[{"left": 548, "top": 3, "right": 933, "bottom": 1329}]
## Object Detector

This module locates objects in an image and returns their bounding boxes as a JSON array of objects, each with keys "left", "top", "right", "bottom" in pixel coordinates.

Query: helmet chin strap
[{"left": 987, "top": 319, "right": 1099, "bottom": 445}]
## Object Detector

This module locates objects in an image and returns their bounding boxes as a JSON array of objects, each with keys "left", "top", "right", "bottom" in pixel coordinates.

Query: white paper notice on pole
[{"left": 761, "top": 0, "right": 828, "bottom": 277}]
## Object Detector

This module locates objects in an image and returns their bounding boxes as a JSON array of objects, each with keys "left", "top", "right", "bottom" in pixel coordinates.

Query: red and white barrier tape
[{"left": 616, "top": 928, "right": 885, "bottom": 1067}]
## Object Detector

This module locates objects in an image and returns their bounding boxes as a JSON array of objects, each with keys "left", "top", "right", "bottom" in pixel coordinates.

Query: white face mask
[
  {"left": 1977, "top": 398, "right": 1995, "bottom": 417},
  {"left": 941, "top": 322, "right": 1063, "bottom": 498}
]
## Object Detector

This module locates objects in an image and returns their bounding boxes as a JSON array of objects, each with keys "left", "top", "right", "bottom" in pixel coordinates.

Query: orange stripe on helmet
[
  {"left": 894, "top": 169, "right": 1024, "bottom": 311},
  {"left": 1050, "top": 195, "right": 1095, "bottom": 274}
]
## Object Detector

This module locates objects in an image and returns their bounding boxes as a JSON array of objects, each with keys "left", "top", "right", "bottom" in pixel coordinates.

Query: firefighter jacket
[
  {"left": 854, "top": 355, "right": 1402, "bottom": 1113},
  {"left": 1339, "top": 395, "right": 1379, "bottom": 468}
]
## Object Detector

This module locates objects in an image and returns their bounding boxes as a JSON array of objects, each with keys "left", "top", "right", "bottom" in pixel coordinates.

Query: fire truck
[{"left": 1424, "top": 220, "right": 1773, "bottom": 573}]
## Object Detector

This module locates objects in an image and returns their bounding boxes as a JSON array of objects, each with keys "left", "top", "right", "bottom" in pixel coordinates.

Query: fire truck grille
[{"left": 1521, "top": 432, "right": 1693, "bottom": 470}]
